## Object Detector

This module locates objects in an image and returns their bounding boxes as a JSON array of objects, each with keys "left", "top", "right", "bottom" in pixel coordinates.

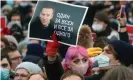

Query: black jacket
[
  {"left": 43, "top": 56, "right": 64, "bottom": 80},
  {"left": 119, "top": 31, "right": 129, "bottom": 43},
  {"left": 29, "top": 17, "right": 54, "bottom": 40}
]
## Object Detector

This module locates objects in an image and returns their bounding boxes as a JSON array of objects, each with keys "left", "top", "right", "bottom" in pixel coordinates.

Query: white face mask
[
  {"left": 128, "top": 18, "right": 133, "bottom": 23},
  {"left": 20, "top": 2, "right": 29, "bottom": 7},
  {"left": 95, "top": 54, "right": 110, "bottom": 67},
  {"left": 71, "top": 61, "right": 89, "bottom": 75},
  {"left": 92, "top": 23, "right": 104, "bottom": 32},
  {"left": 22, "top": 52, "right": 26, "bottom": 58}
]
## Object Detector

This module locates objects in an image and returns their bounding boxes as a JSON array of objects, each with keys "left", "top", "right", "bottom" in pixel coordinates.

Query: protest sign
[
  {"left": 126, "top": 24, "right": 133, "bottom": 45},
  {"left": 28, "top": 0, "right": 88, "bottom": 46}
]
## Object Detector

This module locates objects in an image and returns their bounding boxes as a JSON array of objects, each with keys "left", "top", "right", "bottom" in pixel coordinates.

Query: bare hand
[{"left": 117, "top": 11, "right": 127, "bottom": 26}]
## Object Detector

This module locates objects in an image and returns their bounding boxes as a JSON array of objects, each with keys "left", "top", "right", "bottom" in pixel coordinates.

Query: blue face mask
[
  {"left": 0, "top": 68, "right": 9, "bottom": 80},
  {"left": 95, "top": 54, "right": 110, "bottom": 67}
]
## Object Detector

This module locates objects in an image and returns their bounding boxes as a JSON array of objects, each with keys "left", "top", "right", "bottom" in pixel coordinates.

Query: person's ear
[
  {"left": 10, "top": 64, "right": 14, "bottom": 71},
  {"left": 116, "top": 60, "right": 121, "bottom": 65},
  {"left": 104, "top": 23, "right": 107, "bottom": 28}
]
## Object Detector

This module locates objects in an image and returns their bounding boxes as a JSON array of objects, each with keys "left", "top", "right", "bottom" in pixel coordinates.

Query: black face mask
[
  {"left": 10, "top": 24, "right": 24, "bottom": 42},
  {"left": 10, "top": 24, "right": 20, "bottom": 33}
]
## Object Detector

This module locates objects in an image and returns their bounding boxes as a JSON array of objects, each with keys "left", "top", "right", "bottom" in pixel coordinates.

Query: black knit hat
[
  {"left": 26, "top": 44, "right": 44, "bottom": 58},
  {"left": 94, "top": 11, "right": 109, "bottom": 24},
  {"left": 109, "top": 40, "right": 133, "bottom": 66}
]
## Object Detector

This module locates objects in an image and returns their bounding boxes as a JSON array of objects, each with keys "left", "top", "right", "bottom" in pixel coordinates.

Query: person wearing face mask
[
  {"left": 62, "top": 46, "right": 93, "bottom": 76},
  {"left": 0, "top": 68, "right": 10, "bottom": 80},
  {"left": 17, "top": 1, "right": 32, "bottom": 26},
  {"left": 42, "top": 34, "right": 132, "bottom": 80},
  {"left": 87, "top": 40, "right": 133, "bottom": 80},
  {"left": 92, "top": 11, "right": 111, "bottom": 39},
  {"left": 92, "top": 10, "right": 129, "bottom": 43},
  {"left": 1, "top": 49, "right": 16, "bottom": 80},
  {"left": 41, "top": 34, "right": 94, "bottom": 80}
]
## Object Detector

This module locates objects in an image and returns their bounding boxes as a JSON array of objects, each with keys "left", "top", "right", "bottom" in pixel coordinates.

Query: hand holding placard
[{"left": 46, "top": 33, "right": 60, "bottom": 57}]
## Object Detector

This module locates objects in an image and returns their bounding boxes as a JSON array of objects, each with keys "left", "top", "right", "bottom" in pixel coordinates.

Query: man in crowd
[
  {"left": 29, "top": 7, "right": 54, "bottom": 40},
  {"left": 3, "top": 46, "right": 22, "bottom": 70},
  {"left": 1, "top": 50, "right": 12, "bottom": 70},
  {"left": 1, "top": 49, "right": 16, "bottom": 79}
]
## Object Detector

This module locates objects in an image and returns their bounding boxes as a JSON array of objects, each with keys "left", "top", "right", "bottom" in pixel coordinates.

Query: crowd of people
[{"left": 1, "top": 0, "right": 133, "bottom": 80}]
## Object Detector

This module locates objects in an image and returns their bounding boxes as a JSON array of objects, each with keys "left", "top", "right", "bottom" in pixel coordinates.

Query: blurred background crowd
[{"left": 1, "top": 0, "right": 133, "bottom": 80}]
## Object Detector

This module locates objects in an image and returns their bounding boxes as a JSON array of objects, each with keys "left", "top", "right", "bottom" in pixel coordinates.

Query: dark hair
[
  {"left": 60, "top": 70, "right": 85, "bottom": 80},
  {"left": 41, "top": 7, "right": 55, "bottom": 14},
  {"left": 11, "top": 8, "right": 20, "bottom": 17},
  {"left": 94, "top": 37, "right": 110, "bottom": 49},
  {"left": 1, "top": 37, "right": 10, "bottom": 47},
  {"left": 102, "top": 66, "right": 133, "bottom": 80},
  {"left": 1, "top": 49, "right": 12, "bottom": 66},
  {"left": 10, "top": 24, "right": 24, "bottom": 43},
  {"left": 3, "top": 44, "right": 18, "bottom": 54},
  {"left": 9, "top": 8, "right": 21, "bottom": 21},
  {"left": 94, "top": 11, "right": 109, "bottom": 24}
]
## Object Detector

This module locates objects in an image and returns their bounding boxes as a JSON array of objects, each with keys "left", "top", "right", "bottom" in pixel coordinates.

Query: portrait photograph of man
[
  {"left": 28, "top": 1, "right": 88, "bottom": 46},
  {"left": 29, "top": 7, "right": 54, "bottom": 40}
]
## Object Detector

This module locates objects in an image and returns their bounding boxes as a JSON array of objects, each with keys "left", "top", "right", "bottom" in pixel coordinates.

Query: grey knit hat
[{"left": 15, "top": 62, "right": 42, "bottom": 73}]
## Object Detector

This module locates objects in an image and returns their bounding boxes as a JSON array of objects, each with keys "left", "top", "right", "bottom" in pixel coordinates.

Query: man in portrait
[{"left": 29, "top": 7, "right": 54, "bottom": 40}]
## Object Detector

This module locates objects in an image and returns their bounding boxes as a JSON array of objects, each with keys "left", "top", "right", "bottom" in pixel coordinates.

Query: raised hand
[{"left": 46, "top": 33, "right": 60, "bottom": 57}]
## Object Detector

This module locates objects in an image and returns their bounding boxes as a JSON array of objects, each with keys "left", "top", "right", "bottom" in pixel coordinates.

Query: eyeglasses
[
  {"left": 10, "top": 56, "right": 22, "bottom": 61},
  {"left": 15, "top": 73, "right": 29, "bottom": 78}
]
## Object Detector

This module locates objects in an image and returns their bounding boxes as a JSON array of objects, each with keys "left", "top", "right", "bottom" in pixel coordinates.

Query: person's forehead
[
  {"left": 42, "top": 8, "right": 53, "bottom": 12},
  {"left": 16, "top": 68, "right": 28, "bottom": 74},
  {"left": 30, "top": 74, "right": 43, "bottom": 80},
  {"left": 63, "top": 75, "right": 81, "bottom": 80},
  {"left": 11, "top": 16, "right": 21, "bottom": 20},
  {"left": 8, "top": 51, "right": 21, "bottom": 58},
  {"left": 1, "top": 58, "right": 9, "bottom": 64},
  {"left": 72, "top": 54, "right": 85, "bottom": 60},
  {"left": 11, "top": 15, "right": 20, "bottom": 18},
  {"left": 94, "top": 18, "right": 102, "bottom": 22}
]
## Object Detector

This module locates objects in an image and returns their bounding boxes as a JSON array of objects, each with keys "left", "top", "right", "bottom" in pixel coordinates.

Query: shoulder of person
[
  {"left": 107, "top": 30, "right": 120, "bottom": 40},
  {"left": 31, "top": 16, "right": 40, "bottom": 23},
  {"left": 111, "top": 30, "right": 119, "bottom": 35}
]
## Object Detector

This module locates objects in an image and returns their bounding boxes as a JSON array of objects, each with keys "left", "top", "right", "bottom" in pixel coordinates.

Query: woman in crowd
[
  {"left": 44, "top": 33, "right": 133, "bottom": 80},
  {"left": 92, "top": 10, "right": 129, "bottom": 43},
  {"left": 14, "top": 62, "right": 43, "bottom": 80},
  {"left": 62, "top": 46, "right": 93, "bottom": 76}
]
